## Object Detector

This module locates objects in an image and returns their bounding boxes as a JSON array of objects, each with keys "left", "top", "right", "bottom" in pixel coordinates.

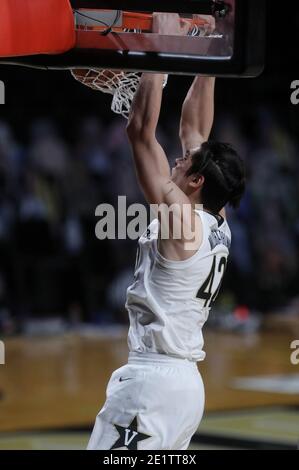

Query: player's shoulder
[
  {"left": 195, "top": 209, "right": 226, "bottom": 229},
  {"left": 195, "top": 209, "right": 231, "bottom": 245},
  {"left": 209, "top": 212, "right": 231, "bottom": 238}
]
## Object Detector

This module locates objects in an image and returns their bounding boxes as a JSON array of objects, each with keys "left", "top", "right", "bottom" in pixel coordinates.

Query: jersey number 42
[{"left": 196, "top": 255, "right": 227, "bottom": 308}]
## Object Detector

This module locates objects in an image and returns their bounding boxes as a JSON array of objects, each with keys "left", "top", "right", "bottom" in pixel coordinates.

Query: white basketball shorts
[{"left": 87, "top": 352, "right": 205, "bottom": 450}]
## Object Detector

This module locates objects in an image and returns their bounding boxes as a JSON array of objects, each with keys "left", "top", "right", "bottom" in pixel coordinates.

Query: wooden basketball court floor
[{"left": 0, "top": 318, "right": 299, "bottom": 449}]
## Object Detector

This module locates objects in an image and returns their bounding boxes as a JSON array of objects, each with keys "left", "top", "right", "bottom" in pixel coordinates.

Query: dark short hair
[{"left": 185, "top": 141, "right": 245, "bottom": 214}]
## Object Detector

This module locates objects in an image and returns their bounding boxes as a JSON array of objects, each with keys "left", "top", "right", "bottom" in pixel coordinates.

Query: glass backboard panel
[{"left": 74, "top": 5, "right": 235, "bottom": 61}]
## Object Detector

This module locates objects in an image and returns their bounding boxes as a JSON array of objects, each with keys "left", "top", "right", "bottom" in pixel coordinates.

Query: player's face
[{"left": 171, "top": 154, "right": 193, "bottom": 189}]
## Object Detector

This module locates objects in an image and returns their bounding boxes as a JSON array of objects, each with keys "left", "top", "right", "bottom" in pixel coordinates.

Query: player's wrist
[{"left": 141, "top": 73, "right": 167, "bottom": 89}]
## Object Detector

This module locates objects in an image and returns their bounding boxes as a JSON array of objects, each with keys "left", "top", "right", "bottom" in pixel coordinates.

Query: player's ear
[{"left": 189, "top": 174, "right": 204, "bottom": 190}]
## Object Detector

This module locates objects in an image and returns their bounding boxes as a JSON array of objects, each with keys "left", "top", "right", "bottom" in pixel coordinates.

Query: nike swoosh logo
[{"left": 119, "top": 377, "right": 133, "bottom": 382}]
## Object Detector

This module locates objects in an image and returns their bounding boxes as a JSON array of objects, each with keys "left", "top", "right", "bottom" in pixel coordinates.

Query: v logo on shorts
[
  {"left": 110, "top": 416, "right": 152, "bottom": 450},
  {"left": 124, "top": 429, "right": 138, "bottom": 446}
]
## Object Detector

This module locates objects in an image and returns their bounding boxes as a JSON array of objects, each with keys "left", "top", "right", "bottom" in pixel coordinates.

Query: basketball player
[{"left": 87, "top": 13, "right": 245, "bottom": 450}]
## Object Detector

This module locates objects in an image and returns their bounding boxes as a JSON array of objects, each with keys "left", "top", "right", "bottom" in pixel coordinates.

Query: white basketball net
[{"left": 71, "top": 68, "right": 168, "bottom": 119}]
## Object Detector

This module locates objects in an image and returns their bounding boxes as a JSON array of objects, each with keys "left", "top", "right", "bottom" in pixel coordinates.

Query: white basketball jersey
[{"left": 126, "top": 210, "right": 231, "bottom": 362}]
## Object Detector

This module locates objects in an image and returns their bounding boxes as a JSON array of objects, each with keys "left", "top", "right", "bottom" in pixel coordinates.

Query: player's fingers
[
  {"left": 207, "top": 17, "right": 216, "bottom": 34},
  {"left": 180, "top": 18, "right": 190, "bottom": 34},
  {"left": 193, "top": 14, "right": 216, "bottom": 34}
]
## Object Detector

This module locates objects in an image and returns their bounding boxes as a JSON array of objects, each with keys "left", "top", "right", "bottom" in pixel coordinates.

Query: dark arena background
[{"left": 0, "top": 0, "right": 299, "bottom": 455}]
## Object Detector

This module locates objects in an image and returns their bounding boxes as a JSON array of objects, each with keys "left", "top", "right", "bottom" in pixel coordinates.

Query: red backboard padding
[{"left": 0, "top": 0, "right": 75, "bottom": 57}]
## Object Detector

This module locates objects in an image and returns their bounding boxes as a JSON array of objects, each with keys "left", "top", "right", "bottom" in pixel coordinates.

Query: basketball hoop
[{"left": 0, "top": 1, "right": 265, "bottom": 81}]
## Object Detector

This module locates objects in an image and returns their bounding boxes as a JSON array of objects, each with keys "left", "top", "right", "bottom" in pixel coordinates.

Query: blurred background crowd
[{"left": 0, "top": 66, "right": 299, "bottom": 335}]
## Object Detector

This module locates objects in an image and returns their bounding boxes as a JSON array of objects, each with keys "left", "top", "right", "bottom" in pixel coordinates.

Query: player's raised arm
[
  {"left": 126, "top": 72, "right": 170, "bottom": 202},
  {"left": 126, "top": 13, "right": 190, "bottom": 206},
  {"left": 179, "top": 75, "right": 216, "bottom": 156}
]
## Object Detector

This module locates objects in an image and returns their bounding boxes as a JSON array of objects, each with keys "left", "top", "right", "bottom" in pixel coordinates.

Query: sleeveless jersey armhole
[{"left": 154, "top": 210, "right": 208, "bottom": 269}]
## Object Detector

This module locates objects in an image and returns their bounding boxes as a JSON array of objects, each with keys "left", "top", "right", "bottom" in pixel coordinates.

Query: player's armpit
[{"left": 158, "top": 210, "right": 203, "bottom": 260}]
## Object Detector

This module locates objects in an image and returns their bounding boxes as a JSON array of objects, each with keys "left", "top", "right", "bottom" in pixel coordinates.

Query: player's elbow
[
  {"left": 179, "top": 125, "right": 189, "bottom": 144},
  {"left": 126, "top": 119, "right": 153, "bottom": 143},
  {"left": 179, "top": 123, "right": 198, "bottom": 142},
  {"left": 179, "top": 126, "right": 205, "bottom": 151},
  {"left": 126, "top": 119, "right": 142, "bottom": 140}
]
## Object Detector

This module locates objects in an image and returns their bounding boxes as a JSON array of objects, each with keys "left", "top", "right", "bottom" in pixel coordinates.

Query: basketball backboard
[{"left": 0, "top": 0, "right": 265, "bottom": 77}]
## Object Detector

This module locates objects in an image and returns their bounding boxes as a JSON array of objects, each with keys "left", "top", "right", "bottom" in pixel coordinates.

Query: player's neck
[{"left": 189, "top": 192, "right": 203, "bottom": 210}]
